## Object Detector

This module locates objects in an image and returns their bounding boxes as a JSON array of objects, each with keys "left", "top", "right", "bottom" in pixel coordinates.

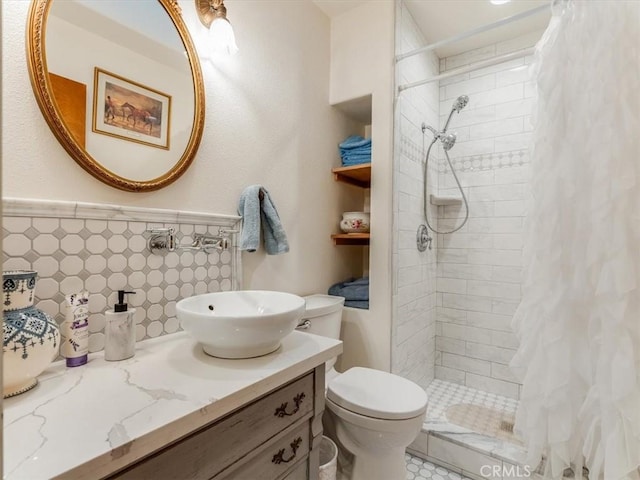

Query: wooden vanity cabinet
[{"left": 108, "top": 366, "right": 325, "bottom": 480}]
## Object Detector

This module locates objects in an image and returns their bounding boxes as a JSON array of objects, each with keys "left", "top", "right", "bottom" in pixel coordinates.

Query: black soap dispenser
[{"left": 105, "top": 290, "right": 136, "bottom": 361}]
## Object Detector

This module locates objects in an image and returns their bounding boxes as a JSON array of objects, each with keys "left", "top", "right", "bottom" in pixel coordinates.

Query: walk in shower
[
  {"left": 393, "top": 1, "right": 640, "bottom": 479},
  {"left": 392, "top": 0, "right": 546, "bottom": 475}
]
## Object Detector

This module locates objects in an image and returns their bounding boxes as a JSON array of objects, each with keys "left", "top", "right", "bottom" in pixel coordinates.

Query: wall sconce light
[{"left": 196, "top": 0, "right": 238, "bottom": 57}]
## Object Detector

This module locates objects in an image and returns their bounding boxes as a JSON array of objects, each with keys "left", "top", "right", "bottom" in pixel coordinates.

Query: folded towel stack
[
  {"left": 328, "top": 277, "right": 369, "bottom": 309},
  {"left": 339, "top": 135, "right": 371, "bottom": 166}
]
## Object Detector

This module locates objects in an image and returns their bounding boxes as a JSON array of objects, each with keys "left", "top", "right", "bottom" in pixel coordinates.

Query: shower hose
[{"left": 422, "top": 134, "right": 469, "bottom": 235}]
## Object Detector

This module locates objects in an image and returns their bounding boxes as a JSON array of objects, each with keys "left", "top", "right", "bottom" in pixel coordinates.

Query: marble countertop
[{"left": 4, "top": 331, "right": 342, "bottom": 480}]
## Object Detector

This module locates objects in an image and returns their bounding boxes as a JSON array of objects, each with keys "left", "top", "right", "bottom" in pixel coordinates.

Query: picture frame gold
[{"left": 93, "top": 68, "right": 171, "bottom": 150}]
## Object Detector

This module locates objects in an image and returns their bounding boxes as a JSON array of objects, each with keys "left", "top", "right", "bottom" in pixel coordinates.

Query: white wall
[
  {"left": 434, "top": 32, "right": 541, "bottom": 399},
  {"left": 328, "top": 1, "right": 395, "bottom": 372},
  {"left": 2, "top": 0, "right": 363, "bottom": 297},
  {"left": 391, "top": 1, "right": 440, "bottom": 389}
]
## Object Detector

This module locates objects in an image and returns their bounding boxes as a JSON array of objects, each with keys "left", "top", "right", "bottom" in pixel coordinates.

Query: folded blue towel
[
  {"left": 344, "top": 277, "right": 369, "bottom": 286},
  {"left": 342, "top": 150, "right": 371, "bottom": 157},
  {"left": 341, "top": 152, "right": 371, "bottom": 160},
  {"left": 340, "top": 148, "right": 370, "bottom": 157},
  {"left": 340, "top": 146, "right": 371, "bottom": 156},
  {"left": 342, "top": 147, "right": 371, "bottom": 154},
  {"left": 339, "top": 136, "right": 371, "bottom": 151},
  {"left": 342, "top": 158, "right": 371, "bottom": 166},
  {"left": 344, "top": 300, "right": 369, "bottom": 309},
  {"left": 339, "top": 136, "right": 372, "bottom": 167},
  {"left": 342, "top": 153, "right": 371, "bottom": 162},
  {"left": 328, "top": 277, "right": 369, "bottom": 301},
  {"left": 340, "top": 144, "right": 371, "bottom": 155},
  {"left": 238, "top": 185, "right": 289, "bottom": 255}
]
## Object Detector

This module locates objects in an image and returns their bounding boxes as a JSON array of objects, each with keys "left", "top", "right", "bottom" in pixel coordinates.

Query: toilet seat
[
  {"left": 327, "top": 367, "right": 428, "bottom": 420},
  {"left": 325, "top": 396, "right": 425, "bottom": 433}
]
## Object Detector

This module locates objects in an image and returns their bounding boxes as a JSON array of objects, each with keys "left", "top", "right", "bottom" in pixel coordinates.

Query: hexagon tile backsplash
[{"left": 2, "top": 198, "right": 242, "bottom": 355}]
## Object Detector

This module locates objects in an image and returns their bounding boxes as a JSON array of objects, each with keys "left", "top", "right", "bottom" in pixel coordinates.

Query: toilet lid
[{"left": 327, "top": 367, "right": 428, "bottom": 420}]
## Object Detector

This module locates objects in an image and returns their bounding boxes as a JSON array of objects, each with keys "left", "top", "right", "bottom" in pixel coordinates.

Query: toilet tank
[
  {"left": 300, "top": 295, "right": 344, "bottom": 373},
  {"left": 301, "top": 294, "right": 344, "bottom": 340}
]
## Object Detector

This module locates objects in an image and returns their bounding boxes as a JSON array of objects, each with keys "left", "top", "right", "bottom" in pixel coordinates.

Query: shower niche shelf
[
  {"left": 332, "top": 163, "right": 371, "bottom": 188},
  {"left": 430, "top": 194, "right": 462, "bottom": 206}
]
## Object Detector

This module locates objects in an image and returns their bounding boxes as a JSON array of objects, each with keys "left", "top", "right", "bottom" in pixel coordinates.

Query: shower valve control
[{"left": 417, "top": 224, "right": 432, "bottom": 252}]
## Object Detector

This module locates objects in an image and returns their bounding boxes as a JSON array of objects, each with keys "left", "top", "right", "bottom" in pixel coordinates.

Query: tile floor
[{"left": 405, "top": 454, "right": 472, "bottom": 480}]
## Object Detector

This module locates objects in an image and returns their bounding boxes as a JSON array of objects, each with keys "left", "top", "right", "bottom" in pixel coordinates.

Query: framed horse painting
[{"left": 92, "top": 68, "right": 171, "bottom": 149}]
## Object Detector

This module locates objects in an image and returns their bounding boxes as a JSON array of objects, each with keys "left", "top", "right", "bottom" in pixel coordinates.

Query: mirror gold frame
[{"left": 26, "top": 0, "right": 206, "bottom": 192}]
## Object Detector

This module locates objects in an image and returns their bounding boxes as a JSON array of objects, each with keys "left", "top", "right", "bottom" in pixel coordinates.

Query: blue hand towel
[{"left": 238, "top": 185, "right": 289, "bottom": 255}]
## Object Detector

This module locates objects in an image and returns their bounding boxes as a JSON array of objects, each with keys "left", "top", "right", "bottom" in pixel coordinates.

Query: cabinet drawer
[
  {"left": 281, "top": 461, "right": 308, "bottom": 480},
  {"left": 112, "top": 373, "right": 314, "bottom": 480},
  {"left": 222, "top": 422, "right": 310, "bottom": 480}
]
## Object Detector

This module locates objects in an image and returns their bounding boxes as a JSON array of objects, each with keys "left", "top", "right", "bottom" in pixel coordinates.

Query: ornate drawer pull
[
  {"left": 274, "top": 392, "right": 305, "bottom": 417},
  {"left": 271, "top": 437, "right": 302, "bottom": 464}
]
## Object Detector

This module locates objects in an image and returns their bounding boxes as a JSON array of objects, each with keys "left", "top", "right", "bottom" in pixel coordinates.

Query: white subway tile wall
[
  {"left": 392, "top": 2, "right": 440, "bottom": 389},
  {"left": 3, "top": 212, "right": 239, "bottom": 357},
  {"left": 434, "top": 33, "right": 540, "bottom": 398}
]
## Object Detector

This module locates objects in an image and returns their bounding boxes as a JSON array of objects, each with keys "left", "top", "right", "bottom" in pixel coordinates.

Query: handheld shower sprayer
[
  {"left": 443, "top": 95, "right": 470, "bottom": 132},
  {"left": 452, "top": 95, "right": 469, "bottom": 113},
  {"left": 420, "top": 94, "right": 470, "bottom": 235}
]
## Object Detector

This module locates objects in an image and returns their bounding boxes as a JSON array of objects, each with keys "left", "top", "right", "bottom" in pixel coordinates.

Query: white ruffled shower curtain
[{"left": 510, "top": 1, "right": 640, "bottom": 479}]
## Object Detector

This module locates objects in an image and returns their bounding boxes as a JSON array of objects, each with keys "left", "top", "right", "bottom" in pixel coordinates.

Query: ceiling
[
  {"left": 313, "top": 0, "right": 370, "bottom": 18},
  {"left": 404, "top": 0, "right": 550, "bottom": 57},
  {"left": 313, "top": 0, "right": 551, "bottom": 58}
]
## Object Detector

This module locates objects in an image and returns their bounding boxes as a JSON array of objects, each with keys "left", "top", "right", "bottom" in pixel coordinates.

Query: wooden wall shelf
[
  {"left": 332, "top": 163, "right": 371, "bottom": 188},
  {"left": 331, "top": 233, "right": 370, "bottom": 246}
]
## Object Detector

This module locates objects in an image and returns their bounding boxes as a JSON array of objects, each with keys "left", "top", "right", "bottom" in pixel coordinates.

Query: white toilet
[{"left": 300, "top": 295, "right": 428, "bottom": 480}]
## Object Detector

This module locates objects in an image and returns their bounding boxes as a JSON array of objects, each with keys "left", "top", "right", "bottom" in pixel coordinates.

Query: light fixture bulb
[
  {"left": 209, "top": 17, "right": 238, "bottom": 57},
  {"left": 490, "top": 0, "right": 511, "bottom": 4}
]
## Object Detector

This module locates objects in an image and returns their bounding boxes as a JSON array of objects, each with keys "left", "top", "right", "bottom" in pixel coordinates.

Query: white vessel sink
[{"left": 176, "top": 290, "right": 306, "bottom": 359}]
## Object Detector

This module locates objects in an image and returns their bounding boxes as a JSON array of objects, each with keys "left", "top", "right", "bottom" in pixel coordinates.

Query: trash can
[{"left": 319, "top": 435, "right": 338, "bottom": 480}]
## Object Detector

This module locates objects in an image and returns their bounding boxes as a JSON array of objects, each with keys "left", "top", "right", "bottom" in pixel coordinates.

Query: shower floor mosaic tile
[
  {"left": 417, "top": 379, "right": 529, "bottom": 468},
  {"left": 406, "top": 454, "right": 471, "bottom": 480},
  {"left": 426, "top": 379, "right": 519, "bottom": 421}
]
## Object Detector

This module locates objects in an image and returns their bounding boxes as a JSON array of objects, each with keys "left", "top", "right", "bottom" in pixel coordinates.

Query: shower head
[
  {"left": 452, "top": 95, "right": 469, "bottom": 113},
  {"left": 443, "top": 94, "right": 469, "bottom": 132},
  {"left": 441, "top": 133, "right": 457, "bottom": 151}
]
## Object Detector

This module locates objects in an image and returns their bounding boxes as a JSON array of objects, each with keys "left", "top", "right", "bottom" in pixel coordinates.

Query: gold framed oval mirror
[{"left": 27, "top": 0, "right": 205, "bottom": 192}]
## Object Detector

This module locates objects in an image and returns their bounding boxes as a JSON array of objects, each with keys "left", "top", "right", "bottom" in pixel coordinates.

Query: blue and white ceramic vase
[{"left": 3, "top": 270, "right": 60, "bottom": 398}]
